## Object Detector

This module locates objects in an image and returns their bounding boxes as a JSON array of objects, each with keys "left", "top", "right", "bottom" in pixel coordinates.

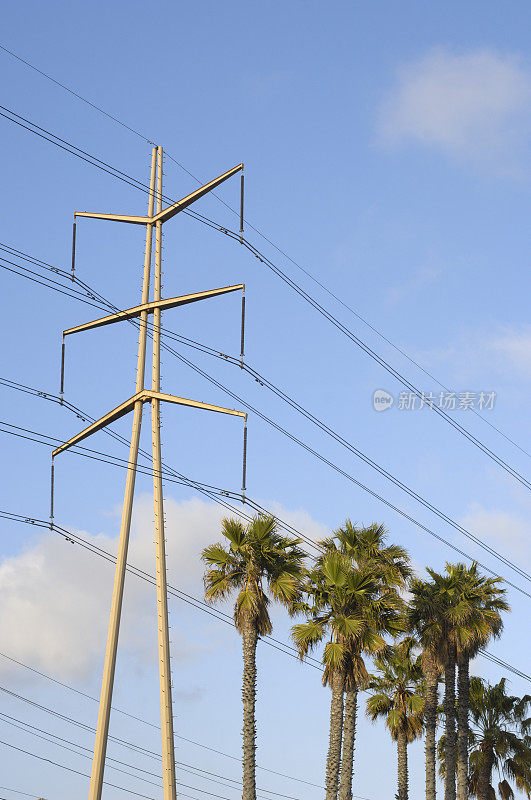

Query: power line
[
  {"left": 2, "top": 246, "right": 531, "bottom": 591},
  {"left": 1, "top": 39, "right": 527, "bottom": 466},
  {"left": 0, "top": 417, "right": 321, "bottom": 556},
  {"left": 2, "top": 511, "right": 530, "bottom": 693},
  {"left": 3, "top": 244, "right": 530, "bottom": 589},
  {"left": 0, "top": 643, "right": 527, "bottom": 800},
  {"left": 0, "top": 650, "right": 324, "bottom": 792},
  {"left": 0, "top": 788, "right": 44, "bottom": 799},
  {"left": 2, "top": 398, "right": 531, "bottom": 603},
  {"left": 0, "top": 709, "right": 319, "bottom": 800},
  {"left": 0, "top": 512, "right": 526, "bottom": 795},
  {"left": 0, "top": 510, "right": 322, "bottom": 669},
  {"left": 1, "top": 89, "right": 529, "bottom": 669},
  {"left": 1, "top": 103, "right": 530, "bottom": 497},
  {"left": 1, "top": 49, "right": 524, "bottom": 799},
  {"left": 0, "top": 738, "right": 158, "bottom": 800},
  {"left": 0, "top": 685, "right": 340, "bottom": 799},
  {"left": 479, "top": 651, "right": 531, "bottom": 684},
  {"left": 0, "top": 43, "right": 154, "bottom": 144}
]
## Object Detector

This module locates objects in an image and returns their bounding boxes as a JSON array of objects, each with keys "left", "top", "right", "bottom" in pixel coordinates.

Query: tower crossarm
[
  {"left": 74, "top": 212, "right": 151, "bottom": 225},
  {"left": 152, "top": 163, "right": 243, "bottom": 224},
  {"left": 63, "top": 284, "right": 245, "bottom": 337},
  {"left": 52, "top": 389, "right": 246, "bottom": 458},
  {"left": 147, "top": 390, "right": 247, "bottom": 420},
  {"left": 74, "top": 162, "right": 243, "bottom": 228}
]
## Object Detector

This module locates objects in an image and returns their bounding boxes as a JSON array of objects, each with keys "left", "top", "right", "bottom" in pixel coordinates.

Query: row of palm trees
[
  {"left": 201, "top": 514, "right": 529, "bottom": 800},
  {"left": 365, "top": 639, "right": 531, "bottom": 800}
]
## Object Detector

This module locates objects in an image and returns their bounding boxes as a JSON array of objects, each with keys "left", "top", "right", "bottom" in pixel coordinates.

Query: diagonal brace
[
  {"left": 146, "top": 390, "right": 247, "bottom": 420},
  {"left": 74, "top": 163, "right": 243, "bottom": 227},
  {"left": 52, "top": 390, "right": 246, "bottom": 458},
  {"left": 64, "top": 284, "right": 244, "bottom": 337},
  {"left": 153, "top": 163, "right": 243, "bottom": 224},
  {"left": 52, "top": 393, "right": 144, "bottom": 457}
]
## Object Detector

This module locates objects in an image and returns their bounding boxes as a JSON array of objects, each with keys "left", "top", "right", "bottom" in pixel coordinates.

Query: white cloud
[
  {"left": 377, "top": 48, "right": 531, "bottom": 173},
  {"left": 460, "top": 504, "right": 530, "bottom": 561},
  {"left": 490, "top": 327, "right": 531, "bottom": 376},
  {"left": 412, "top": 325, "right": 531, "bottom": 387},
  {"left": 0, "top": 496, "right": 324, "bottom": 682},
  {"left": 385, "top": 264, "right": 442, "bottom": 306}
]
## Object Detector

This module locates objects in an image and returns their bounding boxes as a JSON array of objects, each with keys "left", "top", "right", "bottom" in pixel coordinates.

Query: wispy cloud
[
  {"left": 385, "top": 264, "right": 442, "bottom": 306},
  {"left": 413, "top": 325, "right": 531, "bottom": 386},
  {"left": 460, "top": 503, "right": 530, "bottom": 562},
  {"left": 490, "top": 327, "right": 531, "bottom": 376},
  {"left": 0, "top": 496, "right": 324, "bottom": 682},
  {"left": 377, "top": 48, "right": 531, "bottom": 175}
]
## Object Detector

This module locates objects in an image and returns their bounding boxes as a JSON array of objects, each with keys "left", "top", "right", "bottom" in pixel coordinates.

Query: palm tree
[
  {"left": 446, "top": 564, "right": 509, "bottom": 800},
  {"left": 440, "top": 677, "right": 531, "bottom": 800},
  {"left": 469, "top": 677, "right": 531, "bottom": 799},
  {"left": 320, "top": 521, "right": 411, "bottom": 800},
  {"left": 292, "top": 549, "right": 390, "bottom": 800},
  {"left": 432, "top": 568, "right": 461, "bottom": 800},
  {"left": 366, "top": 637, "right": 425, "bottom": 800},
  {"left": 422, "top": 565, "right": 470, "bottom": 800},
  {"left": 408, "top": 577, "right": 445, "bottom": 800},
  {"left": 423, "top": 564, "right": 509, "bottom": 800},
  {"left": 202, "top": 514, "right": 305, "bottom": 800}
]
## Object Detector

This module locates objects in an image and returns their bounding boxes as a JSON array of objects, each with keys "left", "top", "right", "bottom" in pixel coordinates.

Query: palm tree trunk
[
  {"left": 326, "top": 665, "right": 346, "bottom": 800},
  {"left": 241, "top": 618, "right": 258, "bottom": 800},
  {"left": 456, "top": 655, "right": 469, "bottom": 800},
  {"left": 444, "top": 648, "right": 457, "bottom": 800},
  {"left": 338, "top": 687, "right": 358, "bottom": 800},
  {"left": 476, "top": 748, "right": 494, "bottom": 800},
  {"left": 397, "top": 730, "right": 409, "bottom": 800},
  {"left": 424, "top": 658, "right": 439, "bottom": 800}
]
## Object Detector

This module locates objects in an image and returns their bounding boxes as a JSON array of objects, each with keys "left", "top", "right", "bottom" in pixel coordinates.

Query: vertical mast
[
  {"left": 152, "top": 146, "right": 178, "bottom": 799},
  {"left": 88, "top": 146, "right": 157, "bottom": 800},
  {"left": 54, "top": 154, "right": 244, "bottom": 800}
]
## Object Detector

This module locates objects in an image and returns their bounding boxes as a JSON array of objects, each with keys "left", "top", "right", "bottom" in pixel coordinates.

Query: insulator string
[
  {"left": 242, "top": 421, "right": 248, "bottom": 495},
  {"left": 70, "top": 219, "right": 76, "bottom": 281},
  {"left": 240, "top": 290, "right": 245, "bottom": 367},
  {"left": 60, "top": 336, "right": 65, "bottom": 403},
  {"left": 49, "top": 458, "right": 55, "bottom": 530},
  {"left": 239, "top": 172, "right": 244, "bottom": 241}
]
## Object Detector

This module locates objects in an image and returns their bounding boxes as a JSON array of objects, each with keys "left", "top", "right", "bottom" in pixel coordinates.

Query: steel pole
[
  {"left": 88, "top": 146, "right": 157, "bottom": 800},
  {"left": 151, "top": 146, "right": 177, "bottom": 800}
]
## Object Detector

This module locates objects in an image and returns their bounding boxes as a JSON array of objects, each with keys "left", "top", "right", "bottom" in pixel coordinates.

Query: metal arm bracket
[
  {"left": 64, "top": 284, "right": 245, "bottom": 337},
  {"left": 52, "top": 390, "right": 246, "bottom": 458},
  {"left": 74, "top": 163, "right": 243, "bottom": 227}
]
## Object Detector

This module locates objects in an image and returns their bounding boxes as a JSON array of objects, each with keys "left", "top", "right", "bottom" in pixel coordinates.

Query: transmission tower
[{"left": 51, "top": 146, "right": 247, "bottom": 800}]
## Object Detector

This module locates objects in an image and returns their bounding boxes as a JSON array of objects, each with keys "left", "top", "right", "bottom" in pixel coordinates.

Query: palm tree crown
[
  {"left": 367, "top": 636, "right": 425, "bottom": 743},
  {"left": 202, "top": 514, "right": 306, "bottom": 633},
  {"left": 468, "top": 676, "right": 531, "bottom": 800},
  {"left": 444, "top": 562, "right": 509, "bottom": 661},
  {"left": 292, "top": 549, "right": 386, "bottom": 679}
]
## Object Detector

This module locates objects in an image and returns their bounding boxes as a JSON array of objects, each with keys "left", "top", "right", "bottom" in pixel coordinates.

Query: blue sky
[{"left": 0, "top": 2, "right": 530, "bottom": 798}]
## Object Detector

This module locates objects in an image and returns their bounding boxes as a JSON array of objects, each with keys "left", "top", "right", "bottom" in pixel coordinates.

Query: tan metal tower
[{"left": 52, "top": 146, "right": 246, "bottom": 800}]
